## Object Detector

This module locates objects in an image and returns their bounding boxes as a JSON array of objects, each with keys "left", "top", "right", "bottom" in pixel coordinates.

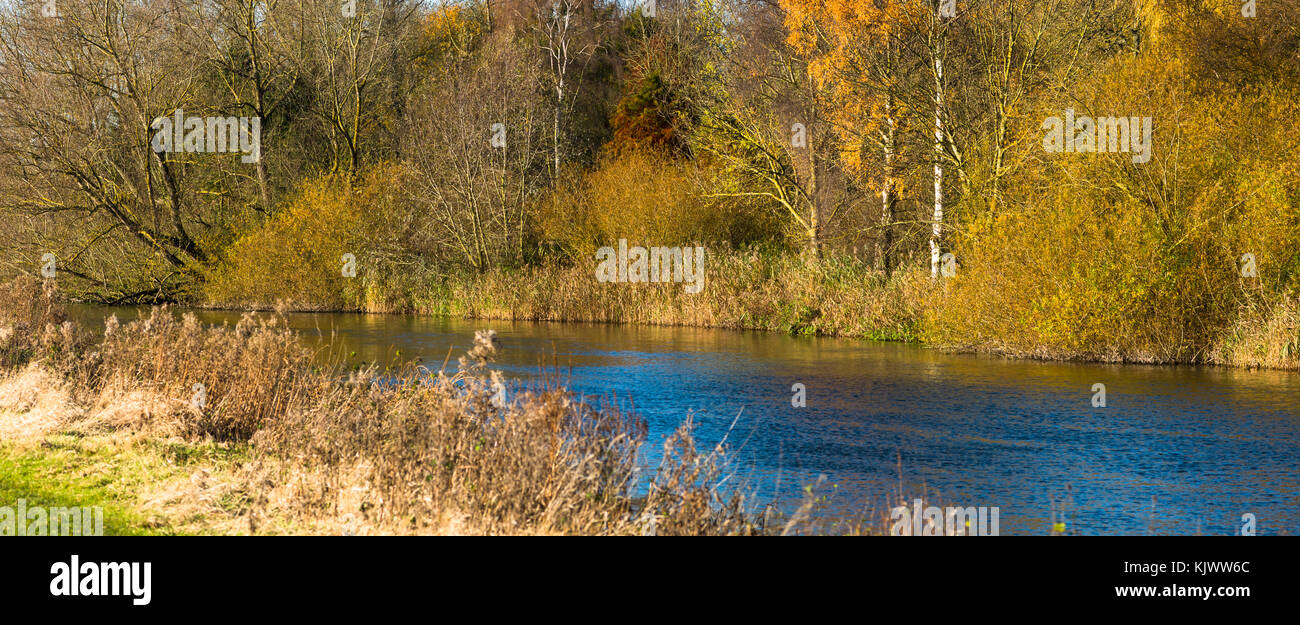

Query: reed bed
[
  {"left": 420, "top": 251, "right": 928, "bottom": 342},
  {"left": 0, "top": 277, "right": 822, "bottom": 535}
]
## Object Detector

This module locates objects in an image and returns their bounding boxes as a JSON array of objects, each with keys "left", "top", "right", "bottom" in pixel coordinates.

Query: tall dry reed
[{"left": 0, "top": 278, "right": 769, "bottom": 535}]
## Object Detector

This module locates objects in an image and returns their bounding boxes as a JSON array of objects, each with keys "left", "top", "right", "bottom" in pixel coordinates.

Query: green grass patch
[{"left": 0, "top": 435, "right": 251, "bottom": 536}]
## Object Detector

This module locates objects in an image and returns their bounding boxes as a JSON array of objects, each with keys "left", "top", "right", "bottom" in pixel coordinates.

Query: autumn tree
[
  {"left": 781, "top": 0, "right": 915, "bottom": 272},
  {"left": 695, "top": 0, "right": 842, "bottom": 257}
]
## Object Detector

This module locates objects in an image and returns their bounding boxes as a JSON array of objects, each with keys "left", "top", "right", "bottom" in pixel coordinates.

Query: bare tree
[
  {"left": 284, "top": 0, "right": 397, "bottom": 174},
  {"left": 0, "top": 0, "right": 211, "bottom": 300},
  {"left": 177, "top": 0, "right": 301, "bottom": 213},
  {"left": 405, "top": 32, "right": 548, "bottom": 270},
  {"left": 535, "top": 0, "right": 599, "bottom": 179}
]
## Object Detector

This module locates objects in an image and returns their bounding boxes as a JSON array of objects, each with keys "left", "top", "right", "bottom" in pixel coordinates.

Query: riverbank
[
  {"left": 203, "top": 249, "right": 1300, "bottom": 372},
  {"left": 206, "top": 249, "right": 928, "bottom": 341},
  {"left": 10, "top": 275, "right": 1295, "bottom": 534},
  {"left": 1, "top": 276, "right": 879, "bottom": 536},
  {"left": 0, "top": 367, "right": 250, "bottom": 535}
]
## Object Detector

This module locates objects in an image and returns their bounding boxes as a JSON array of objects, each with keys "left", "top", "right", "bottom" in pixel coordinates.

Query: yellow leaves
[
  {"left": 423, "top": 5, "right": 465, "bottom": 39},
  {"left": 777, "top": 0, "right": 911, "bottom": 188},
  {"left": 205, "top": 165, "right": 407, "bottom": 309},
  {"left": 533, "top": 150, "right": 784, "bottom": 258},
  {"left": 417, "top": 4, "right": 482, "bottom": 62}
]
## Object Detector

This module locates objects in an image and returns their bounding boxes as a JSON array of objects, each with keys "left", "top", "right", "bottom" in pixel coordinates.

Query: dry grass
[
  {"left": 203, "top": 248, "right": 926, "bottom": 342},
  {"left": 0, "top": 278, "right": 774, "bottom": 535},
  {"left": 0, "top": 364, "right": 77, "bottom": 445},
  {"left": 0, "top": 276, "right": 91, "bottom": 372},
  {"left": 246, "top": 331, "right": 758, "bottom": 535},
  {"left": 1213, "top": 294, "right": 1300, "bottom": 369},
  {"left": 424, "top": 250, "right": 926, "bottom": 342},
  {"left": 90, "top": 308, "right": 315, "bottom": 441}
]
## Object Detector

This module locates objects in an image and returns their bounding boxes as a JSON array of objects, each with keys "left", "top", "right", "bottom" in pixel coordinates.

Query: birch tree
[
  {"left": 781, "top": 0, "right": 912, "bottom": 272},
  {"left": 928, "top": 0, "right": 949, "bottom": 279},
  {"left": 536, "top": 0, "right": 597, "bottom": 179}
]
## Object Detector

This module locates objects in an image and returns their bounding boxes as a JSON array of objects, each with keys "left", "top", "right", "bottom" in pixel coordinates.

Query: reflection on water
[{"left": 74, "top": 305, "right": 1300, "bottom": 535}]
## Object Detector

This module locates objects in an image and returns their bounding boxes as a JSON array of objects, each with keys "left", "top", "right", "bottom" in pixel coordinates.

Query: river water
[{"left": 74, "top": 307, "right": 1300, "bottom": 535}]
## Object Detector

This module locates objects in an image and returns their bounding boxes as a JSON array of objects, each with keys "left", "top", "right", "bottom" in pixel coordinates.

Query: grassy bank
[
  {"left": 202, "top": 245, "right": 1300, "bottom": 371},
  {"left": 0, "top": 425, "right": 251, "bottom": 536},
  {"left": 2, "top": 276, "right": 894, "bottom": 536},
  {"left": 420, "top": 252, "right": 928, "bottom": 342}
]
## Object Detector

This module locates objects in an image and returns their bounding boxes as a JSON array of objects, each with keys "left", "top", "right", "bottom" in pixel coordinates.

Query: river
[{"left": 73, "top": 306, "right": 1300, "bottom": 535}]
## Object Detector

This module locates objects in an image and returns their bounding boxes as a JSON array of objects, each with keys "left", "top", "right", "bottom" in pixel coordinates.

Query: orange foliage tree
[{"left": 780, "top": 0, "right": 914, "bottom": 271}]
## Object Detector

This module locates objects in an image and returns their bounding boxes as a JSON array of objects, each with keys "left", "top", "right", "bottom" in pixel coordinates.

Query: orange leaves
[
  {"left": 780, "top": 0, "right": 820, "bottom": 53},
  {"left": 777, "top": 0, "right": 910, "bottom": 180},
  {"left": 422, "top": 5, "right": 465, "bottom": 39},
  {"left": 780, "top": 0, "right": 907, "bottom": 50}
]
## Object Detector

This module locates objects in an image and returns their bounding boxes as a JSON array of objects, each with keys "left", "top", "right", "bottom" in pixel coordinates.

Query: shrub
[
  {"left": 0, "top": 276, "right": 91, "bottom": 372},
  {"left": 533, "top": 150, "right": 786, "bottom": 260},
  {"left": 205, "top": 165, "right": 410, "bottom": 311},
  {"left": 922, "top": 53, "right": 1300, "bottom": 364}
]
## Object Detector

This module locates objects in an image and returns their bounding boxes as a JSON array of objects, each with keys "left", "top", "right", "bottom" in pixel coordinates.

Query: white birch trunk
[{"left": 930, "top": 13, "right": 945, "bottom": 280}]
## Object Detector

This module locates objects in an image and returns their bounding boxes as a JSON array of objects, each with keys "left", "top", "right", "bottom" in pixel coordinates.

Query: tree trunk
[
  {"left": 807, "top": 90, "right": 822, "bottom": 259},
  {"left": 554, "top": 83, "right": 563, "bottom": 177},
  {"left": 877, "top": 95, "right": 896, "bottom": 273},
  {"left": 243, "top": 4, "right": 273, "bottom": 213},
  {"left": 930, "top": 10, "right": 945, "bottom": 280}
]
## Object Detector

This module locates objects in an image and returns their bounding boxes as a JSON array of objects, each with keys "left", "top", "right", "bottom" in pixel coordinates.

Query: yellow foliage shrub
[
  {"left": 205, "top": 165, "right": 407, "bottom": 310},
  {"left": 924, "top": 52, "right": 1300, "bottom": 365},
  {"left": 533, "top": 150, "right": 784, "bottom": 258}
]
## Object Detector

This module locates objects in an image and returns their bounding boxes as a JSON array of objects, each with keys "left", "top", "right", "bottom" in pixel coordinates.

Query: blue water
[{"left": 76, "top": 307, "right": 1300, "bottom": 535}]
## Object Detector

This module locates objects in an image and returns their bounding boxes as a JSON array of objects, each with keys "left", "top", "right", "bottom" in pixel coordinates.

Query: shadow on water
[{"left": 73, "top": 305, "right": 1300, "bottom": 535}]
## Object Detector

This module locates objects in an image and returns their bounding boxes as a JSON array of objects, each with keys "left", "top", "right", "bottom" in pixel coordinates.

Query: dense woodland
[{"left": 1, "top": 0, "right": 1299, "bottom": 365}]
